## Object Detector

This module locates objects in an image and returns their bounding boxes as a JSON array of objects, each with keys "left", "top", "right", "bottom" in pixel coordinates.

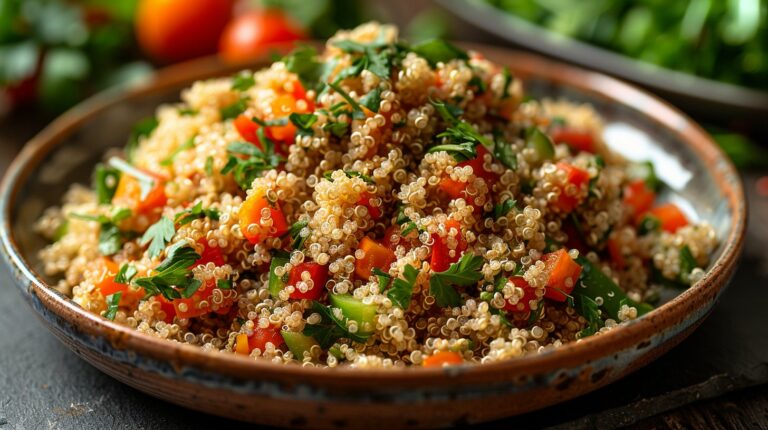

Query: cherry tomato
[
  {"left": 219, "top": 10, "right": 305, "bottom": 62},
  {"left": 135, "top": 0, "right": 233, "bottom": 63}
]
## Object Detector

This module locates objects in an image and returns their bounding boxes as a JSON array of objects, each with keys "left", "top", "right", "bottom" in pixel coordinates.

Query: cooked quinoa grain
[{"left": 36, "top": 23, "right": 717, "bottom": 368}]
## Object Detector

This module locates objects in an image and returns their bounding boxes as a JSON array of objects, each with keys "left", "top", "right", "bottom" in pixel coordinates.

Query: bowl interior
[{"left": 9, "top": 60, "right": 733, "bottom": 302}]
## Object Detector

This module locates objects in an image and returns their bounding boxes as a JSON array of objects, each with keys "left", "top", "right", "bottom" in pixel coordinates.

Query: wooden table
[{"left": 1, "top": 111, "right": 766, "bottom": 429}]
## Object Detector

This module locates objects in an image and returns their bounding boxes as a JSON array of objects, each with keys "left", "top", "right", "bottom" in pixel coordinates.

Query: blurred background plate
[{"left": 439, "top": 0, "right": 768, "bottom": 125}]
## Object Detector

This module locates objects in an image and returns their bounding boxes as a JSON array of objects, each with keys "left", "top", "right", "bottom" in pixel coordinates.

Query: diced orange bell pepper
[
  {"left": 503, "top": 276, "right": 540, "bottom": 314},
  {"left": 96, "top": 258, "right": 144, "bottom": 307},
  {"left": 155, "top": 295, "right": 176, "bottom": 323},
  {"left": 288, "top": 262, "right": 328, "bottom": 300},
  {"left": 438, "top": 176, "right": 473, "bottom": 205},
  {"left": 554, "top": 162, "right": 590, "bottom": 213},
  {"left": 235, "top": 333, "right": 250, "bottom": 355},
  {"left": 430, "top": 220, "right": 466, "bottom": 272},
  {"left": 606, "top": 237, "right": 625, "bottom": 270},
  {"left": 623, "top": 179, "right": 655, "bottom": 216},
  {"left": 267, "top": 93, "right": 298, "bottom": 142},
  {"left": 355, "top": 237, "right": 396, "bottom": 280},
  {"left": 239, "top": 189, "right": 289, "bottom": 244},
  {"left": 423, "top": 351, "right": 463, "bottom": 367},
  {"left": 113, "top": 170, "right": 167, "bottom": 214},
  {"left": 543, "top": 249, "right": 582, "bottom": 302},
  {"left": 551, "top": 127, "right": 595, "bottom": 153},
  {"left": 648, "top": 203, "right": 689, "bottom": 233}
]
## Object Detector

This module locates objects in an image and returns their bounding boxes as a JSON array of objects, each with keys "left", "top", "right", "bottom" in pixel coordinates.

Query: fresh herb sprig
[
  {"left": 302, "top": 301, "right": 369, "bottom": 348},
  {"left": 429, "top": 253, "right": 484, "bottom": 307},
  {"left": 140, "top": 216, "right": 175, "bottom": 259},
  {"left": 174, "top": 202, "right": 220, "bottom": 226},
  {"left": 133, "top": 243, "right": 201, "bottom": 301},
  {"left": 386, "top": 265, "right": 420, "bottom": 310},
  {"left": 70, "top": 207, "right": 132, "bottom": 256},
  {"left": 428, "top": 99, "right": 492, "bottom": 161},
  {"left": 221, "top": 134, "right": 283, "bottom": 190}
]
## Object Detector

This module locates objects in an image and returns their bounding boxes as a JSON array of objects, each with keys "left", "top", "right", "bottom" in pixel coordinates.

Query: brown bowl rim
[{"left": 0, "top": 44, "right": 746, "bottom": 387}]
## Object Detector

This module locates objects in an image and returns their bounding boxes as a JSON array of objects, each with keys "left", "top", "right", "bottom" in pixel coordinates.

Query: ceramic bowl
[{"left": 0, "top": 45, "right": 746, "bottom": 429}]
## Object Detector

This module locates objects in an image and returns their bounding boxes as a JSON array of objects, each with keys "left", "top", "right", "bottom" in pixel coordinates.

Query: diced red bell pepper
[
  {"left": 606, "top": 237, "right": 626, "bottom": 270},
  {"left": 623, "top": 179, "right": 656, "bottom": 215},
  {"left": 357, "top": 191, "right": 382, "bottom": 219},
  {"left": 430, "top": 220, "right": 466, "bottom": 272},
  {"left": 648, "top": 203, "right": 689, "bottom": 233},
  {"left": 543, "top": 249, "right": 582, "bottom": 302},
  {"left": 503, "top": 276, "right": 540, "bottom": 314},
  {"left": 554, "top": 162, "right": 590, "bottom": 213},
  {"left": 172, "top": 277, "right": 236, "bottom": 320},
  {"left": 155, "top": 295, "right": 176, "bottom": 324},
  {"left": 551, "top": 127, "right": 595, "bottom": 153},
  {"left": 239, "top": 189, "right": 289, "bottom": 244},
  {"left": 196, "top": 239, "right": 226, "bottom": 266},
  {"left": 459, "top": 145, "right": 499, "bottom": 186},
  {"left": 355, "top": 237, "right": 396, "bottom": 280},
  {"left": 234, "top": 113, "right": 261, "bottom": 146},
  {"left": 288, "top": 262, "right": 328, "bottom": 300},
  {"left": 235, "top": 326, "right": 285, "bottom": 355}
]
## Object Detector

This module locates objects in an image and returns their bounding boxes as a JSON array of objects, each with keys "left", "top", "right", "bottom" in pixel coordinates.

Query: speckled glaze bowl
[{"left": 0, "top": 45, "right": 746, "bottom": 429}]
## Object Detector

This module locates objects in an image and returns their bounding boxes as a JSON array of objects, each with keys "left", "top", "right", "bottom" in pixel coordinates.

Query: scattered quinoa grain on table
[{"left": 35, "top": 22, "right": 718, "bottom": 368}]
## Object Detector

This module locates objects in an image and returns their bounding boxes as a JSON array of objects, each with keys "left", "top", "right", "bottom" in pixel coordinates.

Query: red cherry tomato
[
  {"left": 135, "top": 0, "right": 233, "bottom": 63},
  {"left": 219, "top": 10, "right": 305, "bottom": 62}
]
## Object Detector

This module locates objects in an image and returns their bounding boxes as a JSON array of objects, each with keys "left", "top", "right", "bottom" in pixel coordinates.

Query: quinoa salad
[{"left": 36, "top": 23, "right": 718, "bottom": 368}]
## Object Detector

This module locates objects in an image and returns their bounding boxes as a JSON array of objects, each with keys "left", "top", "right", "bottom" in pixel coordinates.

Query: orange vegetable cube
[
  {"left": 623, "top": 179, "right": 656, "bottom": 215},
  {"left": 648, "top": 203, "right": 689, "bottom": 233},
  {"left": 554, "top": 162, "right": 590, "bottom": 213},
  {"left": 239, "top": 189, "right": 289, "bottom": 244},
  {"left": 543, "top": 249, "right": 582, "bottom": 302},
  {"left": 355, "top": 237, "right": 396, "bottom": 280},
  {"left": 423, "top": 351, "right": 463, "bottom": 367}
]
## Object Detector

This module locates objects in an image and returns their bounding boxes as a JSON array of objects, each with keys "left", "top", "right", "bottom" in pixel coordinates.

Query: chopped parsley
[
  {"left": 322, "top": 120, "right": 349, "bottom": 138},
  {"left": 177, "top": 107, "right": 198, "bottom": 116},
  {"left": 287, "top": 220, "right": 310, "bottom": 250},
  {"left": 140, "top": 216, "right": 175, "bottom": 259},
  {"left": 219, "top": 97, "right": 248, "bottom": 120},
  {"left": 231, "top": 71, "right": 255, "bottom": 91},
  {"left": 126, "top": 117, "right": 158, "bottom": 164},
  {"left": 288, "top": 112, "right": 318, "bottom": 137},
  {"left": 204, "top": 156, "right": 214, "bottom": 176},
  {"left": 468, "top": 75, "right": 486, "bottom": 94},
  {"left": 303, "top": 301, "right": 369, "bottom": 348},
  {"left": 114, "top": 264, "right": 137, "bottom": 284},
  {"left": 679, "top": 245, "right": 698, "bottom": 283},
  {"left": 251, "top": 116, "right": 288, "bottom": 127},
  {"left": 637, "top": 214, "right": 661, "bottom": 235},
  {"left": 221, "top": 135, "right": 283, "bottom": 190},
  {"left": 429, "top": 252, "right": 484, "bottom": 307},
  {"left": 359, "top": 87, "right": 381, "bottom": 113},
  {"left": 501, "top": 66, "right": 514, "bottom": 99},
  {"left": 93, "top": 164, "right": 120, "bottom": 204},
  {"left": 174, "top": 201, "right": 220, "bottom": 226},
  {"left": 386, "top": 264, "right": 419, "bottom": 310},
  {"left": 70, "top": 207, "right": 132, "bottom": 256},
  {"left": 328, "top": 82, "right": 367, "bottom": 120},
  {"left": 217, "top": 279, "right": 233, "bottom": 290},
  {"left": 492, "top": 199, "right": 517, "bottom": 219},
  {"left": 323, "top": 170, "right": 375, "bottom": 184},
  {"left": 283, "top": 45, "right": 333, "bottom": 92},
  {"left": 133, "top": 243, "right": 201, "bottom": 301},
  {"left": 105, "top": 292, "right": 121, "bottom": 320},
  {"left": 427, "top": 99, "right": 491, "bottom": 162},
  {"left": 160, "top": 137, "right": 195, "bottom": 166},
  {"left": 410, "top": 39, "right": 469, "bottom": 67},
  {"left": 576, "top": 294, "right": 603, "bottom": 338}
]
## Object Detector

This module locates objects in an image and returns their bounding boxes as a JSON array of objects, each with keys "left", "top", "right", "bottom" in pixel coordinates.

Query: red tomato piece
[
  {"left": 196, "top": 239, "right": 226, "bottom": 266},
  {"left": 357, "top": 191, "right": 382, "bottom": 219},
  {"left": 458, "top": 146, "right": 498, "bottom": 186},
  {"left": 248, "top": 326, "right": 285, "bottom": 352},
  {"left": 554, "top": 162, "right": 590, "bottom": 213},
  {"left": 551, "top": 127, "right": 595, "bottom": 153},
  {"left": 234, "top": 114, "right": 261, "bottom": 146},
  {"left": 607, "top": 237, "right": 625, "bottom": 270},
  {"left": 648, "top": 203, "right": 689, "bottom": 233},
  {"left": 623, "top": 179, "right": 656, "bottom": 215},
  {"left": 503, "top": 276, "right": 540, "bottom": 314},
  {"left": 288, "top": 262, "right": 328, "bottom": 300},
  {"left": 430, "top": 220, "right": 466, "bottom": 272},
  {"left": 218, "top": 10, "right": 305, "bottom": 62}
]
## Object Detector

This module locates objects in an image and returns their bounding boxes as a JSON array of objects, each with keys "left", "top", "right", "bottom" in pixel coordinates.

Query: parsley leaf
[
  {"left": 204, "top": 156, "right": 214, "bottom": 176},
  {"left": 575, "top": 294, "right": 603, "bottom": 338},
  {"left": 387, "top": 264, "right": 419, "bottom": 310},
  {"left": 492, "top": 199, "right": 517, "bottom": 219},
  {"left": 217, "top": 279, "right": 233, "bottom": 290},
  {"left": 115, "top": 264, "right": 137, "bottom": 284},
  {"left": 323, "top": 170, "right": 375, "bottom": 184},
  {"left": 428, "top": 99, "right": 491, "bottom": 161},
  {"left": 105, "top": 292, "right": 121, "bottom": 320},
  {"left": 429, "top": 253, "right": 484, "bottom": 307},
  {"left": 322, "top": 120, "right": 349, "bottom": 138},
  {"left": 133, "top": 243, "right": 201, "bottom": 301},
  {"left": 328, "top": 82, "right": 366, "bottom": 120},
  {"left": 283, "top": 45, "right": 335, "bottom": 92},
  {"left": 93, "top": 164, "right": 120, "bottom": 204},
  {"left": 160, "top": 137, "right": 195, "bottom": 166},
  {"left": 288, "top": 220, "right": 309, "bottom": 250},
  {"left": 411, "top": 39, "right": 469, "bottom": 67},
  {"left": 177, "top": 107, "right": 198, "bottom": 116},
  {"left": 140, "top": 216, "right": 175, "bottom": 259},
  {"left": 501, "top": 66, "right": 514, "bottom": 99},
  {"left": 679, "top": 245, "right": 698, "bottom": 283},
  {"left": 231, "top": 71, "right": 255, "bottom": 91},
  {"left": 174, "top": 202, "right": 220, "bottom": 226},
  {"left": 492, "top": 130, "right": 518, "bottom": 170},
  {"left": 359, "top": 87, "right": 381, "bottom": 113},
  {"left": 302, "top": 301, "right": 369, "bottom": 348},
  {"left": 221, "top": 137, "right": 282, "bottom": 190},
  {"left": 71, "top": 208, "right": 133, "bottom": 256},
  {"left": 220, "top": 97, "right": 248, "bottom": 120},
  {"left": 126, "top": 117, "right": 158, "bottom": 164},
  {"left": 289, "top": 112, "right": 318, "bottom": 137}
]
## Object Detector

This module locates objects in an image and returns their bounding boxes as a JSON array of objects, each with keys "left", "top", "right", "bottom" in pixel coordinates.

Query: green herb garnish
[
  {"left": 126, "top": 117, "right": 158, "bottom": 164},
  {"left": 387, "top": 264, "right": 419, "bottom": 310},
  {"left": 114, "top": 264, "right": 137, "bottom": 284},
  {"left": 219, "top": 97, "right": 248, "bottom": 121},
  {"left": 231, "top": 71, "right": 255, "bottom": 91},
  {"left": 105, "top": 292, "right": 121, "bottom": 320},
  {"left": 492, "top": 199, "right": 517, "bottom": 219},
  {"left": 174, "top": 201, "right": 220, "bottom": 226},
  {"left": 428, "top": 99, "right": 491, "bottom": 161},
  {"left": 133, "top": 243, "right": 201, "bottom": 301},
  {"left": 217, "top": 279, "right": 233, "bottom": 290},
  {"left": 108, "top": 156, "right": 157, "bottom": 201},
  {"left": 429, "top": 253, "right": 484, "bottom": 307},
  {"left": 288, "top": 220, "right": 310, "bottom": 250},
  {"left": 302, "top": 301, "right": 369, "bottom": 348},
  {"left": 93, "top": 164, "right": 120, "bottom": 205},
  {"left": 411, "top": 39, "right": 468, "bottom": 67},
  {"left": 289, "top": 112, "right": 318, "bottom": 137},
  {"left": 140, "top": 216, "right": 175, "bottom": 259},
  {"left": 160, "top": 137, "right": 195, "bottom": 166},
  {"left": 359, "top": 87, "right": 381, "bottom": 113},
  {"left": 221, "top": 136, "right": 283, "bottom": 190}
]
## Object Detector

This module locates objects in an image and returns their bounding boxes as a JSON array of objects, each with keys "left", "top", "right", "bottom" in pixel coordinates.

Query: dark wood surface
[{"left": 1, "top": 110, "right": 767, "bottom": 430}]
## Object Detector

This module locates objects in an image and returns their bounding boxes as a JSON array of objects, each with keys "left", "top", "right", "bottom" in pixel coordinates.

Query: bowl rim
[{"left": 0, "top": 44, "right": 747, "bottom": 386}]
